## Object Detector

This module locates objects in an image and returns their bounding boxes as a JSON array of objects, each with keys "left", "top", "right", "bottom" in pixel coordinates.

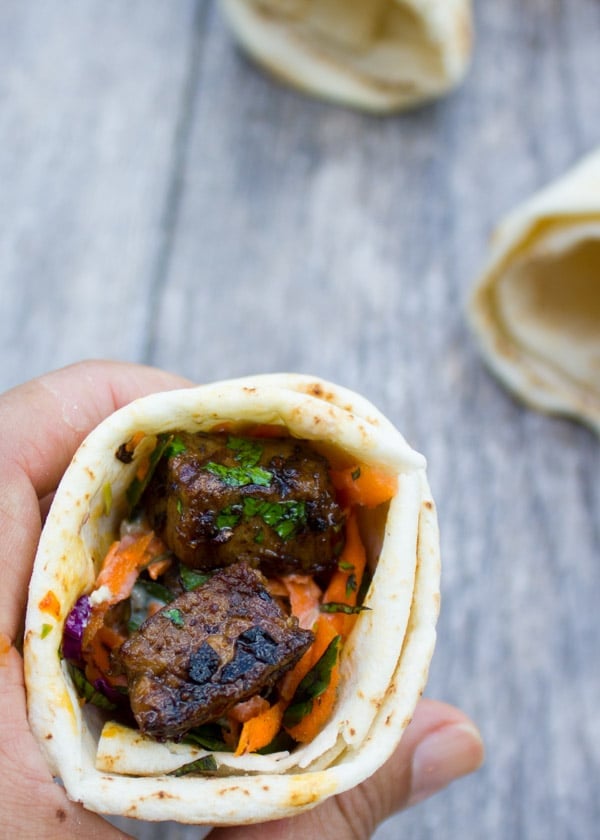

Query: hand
[{"left": 0, "top": 361, "right": 483, "bottom": 840}]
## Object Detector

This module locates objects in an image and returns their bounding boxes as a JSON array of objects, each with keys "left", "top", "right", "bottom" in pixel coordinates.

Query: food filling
[{"left": 62, "top": 430, "right": 397, "bottom": 759}]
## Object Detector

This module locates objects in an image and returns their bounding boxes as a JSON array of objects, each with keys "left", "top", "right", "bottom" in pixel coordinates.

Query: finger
[
  {"left": 0, "top": 641, "right": 133, "bottom": 839},
  {"left": 0, "top": 359, "right": 192, "bottom": 640},
  {"left": 0, "top": 358, "right": 192, "bottom": 498},
  {"left": 206, "top": 699, "right": 484, "bottom": 840}
]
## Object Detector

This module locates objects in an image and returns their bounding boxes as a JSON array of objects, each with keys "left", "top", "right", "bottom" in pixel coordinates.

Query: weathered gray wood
[{"left": 1, "top": 1, "right": 599, "bottom": 839}]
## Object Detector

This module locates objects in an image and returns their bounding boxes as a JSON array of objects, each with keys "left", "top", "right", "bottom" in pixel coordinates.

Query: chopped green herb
[
  {"left": 283, "top": 636, "right": 341, "bottom": 728},
  {"left": 254, "top": 528, "right": 265, "bottom": 544},
  {"left": 242, "top": 498, "right": 307, "bottom": 541},
  {"left": 40, "top": 623, "right": 52, "bottom": 639},
  {"left": 226, "top": 436, "right": 263, "bottom": 467},
  {"left": 338, "top": 561, "right": 355, "bottom": 572},
  {"left": 320, "top": 602, "right": 371, "bottom": 615},
  {"left": 128, "top": 578, "right": 174, "bottom": 632},
  {"left": 67, "top": 664, "right": 117, "bottom": 711},
  {"left": 165, "top": 436, "right": 187, "bottom": 458},
  {"left": 179, "top": 565, "right": 210, "bottom": 591},
  {"left": 215, "top": 498, "right": 307, "bottom": 541},
  {"left": 351, "top": 467, "right": 361, "bottom": 481},
  {"left": 184, "top": 724, "right": 231, "bottom": 752},
  {"left": 164, "top": 608, "right": 185, "bottom": 627},
  {"left": 357, "top": 564, "right": 373, "bottom": 605},
  {"left": 345, "top": 573, "right": 357, "bottom": 598},
  {"left": 169, "top": 754, "right": 218, "bottom": 777},
  {"left": 126, "top": 434, "right": 171, "bottom": 512},
  {"left": 135, "top": 578, "right": 174, "bottom": 603},
  {"left": 257, "top": 730, "right": 297, "bottom": 755},
  {"left": 176, "top": 498, "right": 184, "bottom": 515},
  {"left": 215, "top": 506, "right": 242, "bottom": 530},
  {"left": 204, "top": 462, "right": 272, "bottom": 488}
]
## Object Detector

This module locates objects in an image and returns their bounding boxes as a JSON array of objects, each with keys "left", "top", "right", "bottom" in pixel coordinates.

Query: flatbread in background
[
  {"left": 469, "top": 150, "right": 600, "bottom": 435},
  {"left": 219, "top": 0, "right": 473, "bottom": 113},
  {"left": 24, "top": 374, "right": 440, "bottom": 824}
]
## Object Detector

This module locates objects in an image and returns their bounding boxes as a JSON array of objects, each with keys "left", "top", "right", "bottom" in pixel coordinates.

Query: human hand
[{"left": 0, "top": 361, "right": 483, "bottom": 840}]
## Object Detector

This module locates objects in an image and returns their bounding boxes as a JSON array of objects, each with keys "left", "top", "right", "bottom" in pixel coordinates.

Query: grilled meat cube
[
  {"left": 143, "top": 432, "right": 345, "bottom": 576},
  {"left": 115, "top": 563, "right": 314, "bottom": 741}
]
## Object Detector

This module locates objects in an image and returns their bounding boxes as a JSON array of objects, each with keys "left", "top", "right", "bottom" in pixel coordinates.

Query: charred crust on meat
[{"left": 115, "top": 564, "right": 314, "bottom": 741}]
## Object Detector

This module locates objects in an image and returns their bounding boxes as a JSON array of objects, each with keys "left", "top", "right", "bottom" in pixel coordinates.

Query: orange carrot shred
[
  {"left": 284, "top": 658, "right": 341, "bottom": 744},
  {"left": 235, "top": 699, "right": 285, "bottom": 756},
  {"left": 330, "top": 464, "right": 397, "bottom": 508},
  {"left": 322, "top": 511, "right": 367, "bottom": 638},
  {"left": 280, "top": 575, "right": 322, "bottom": 630}
]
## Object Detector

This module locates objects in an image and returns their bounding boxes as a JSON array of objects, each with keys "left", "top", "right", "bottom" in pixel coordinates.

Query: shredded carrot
[
  {"left": 83, "top": 530, "right": 167, "bottom": 649},
  {"left": 235, "top": 699, "right": 285, "bottom": 755},
  {"left": 135, "top": 457, "right": 151, "bottom": 482},
  {"left": 85, "top": 626, "right": 128, "bottom": 689},
  {"left": 146, "top": 552, "right": 172, "bottom": 580},
  {"left": 229, "top": 695, "right": 270, "bottom": 724},
  {"left": 330, "top": 464, "right": 397, "bottom": 508},
  {"left": 322, "top": 511, "right": 367, "bottom": 638},
  {"left": 95, "top": 532, "right": 155, "bottom": 601},
  {"left": 284, "top": 656, "right": 341, "bottom": 744},
  {"left": 129, "top": 431, "right": 146, "bottom": 450},
  {"left": 280, "top": 574, "right": 322, "bottom": 630}
]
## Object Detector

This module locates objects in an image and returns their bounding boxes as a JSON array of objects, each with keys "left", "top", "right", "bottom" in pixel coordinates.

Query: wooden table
[{"left": 1, "top": 2, "right": 598, "bottom": 838}]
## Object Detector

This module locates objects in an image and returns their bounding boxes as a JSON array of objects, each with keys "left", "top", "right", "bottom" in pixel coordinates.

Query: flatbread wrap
[
  {"left": 469, "top": 149, "right": 600, "bottom": 434},
  {"left": 24, "top": 373, "right": 440, "bottom": 824},
  {"left": 219, "top": 0, "right": 473, "bottom": 113}
]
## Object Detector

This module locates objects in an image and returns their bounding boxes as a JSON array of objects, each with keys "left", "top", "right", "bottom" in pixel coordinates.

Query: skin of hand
[{"left": 0, "top": 361, "right": 484, "bottom": 840}]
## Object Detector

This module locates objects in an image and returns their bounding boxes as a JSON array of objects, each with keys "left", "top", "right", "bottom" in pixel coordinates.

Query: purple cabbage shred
[{"left": 62, "top": 594, "right": 91, "bottom": 665}]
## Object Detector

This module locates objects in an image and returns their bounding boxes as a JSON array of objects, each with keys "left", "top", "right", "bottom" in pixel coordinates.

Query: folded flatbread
[
  {"left": 219, "top": 0, "right": 473, "bottom": 113},
  {"left": 24, "top": 373, "right": 439, "bottom": 824},
  {"left": 469, "top": 150, "right": 600, "bottom": 435}
]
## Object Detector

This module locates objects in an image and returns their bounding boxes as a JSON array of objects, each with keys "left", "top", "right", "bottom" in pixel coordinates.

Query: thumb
[{"left": 207, "top": 699, "right": 484, "bottom": 840}]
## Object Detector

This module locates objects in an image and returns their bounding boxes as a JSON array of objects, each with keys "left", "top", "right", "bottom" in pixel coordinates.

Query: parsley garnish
[
  {"left": 184, "top": 724, "right": 231, "bottom": 752},
  {"left": 67, "top": 664, "right": 117, "bottom": 711},
  {"left": 179, "top": 565, "right": 210, "bottom": 591},
  {"left": 227, "top": 436, "right": 263, "bottom": 466},
  {"left": 283, "top": 636, "right": 341, "bottom": 728},
  {"left": 204, "top": 462, "right": 272, "bottom": 488},
  {"left": 169, "top": 754, "right": 218, "bottom": 776},
  {"left": 345, "top": 573, "right": 357, "bottom": 598},
  {"left": 217, "top": 498, "right": 308, "bottom": 541},
  {"left": 164, "top": 608, "right": 185, "bottom": 627},
  {"left": 204, "top": 435, "right": 273, "bottom": 488},
  {"left": 320, "top": 602, "right": 371, "bottom": 615},
  {"left": 164, "top": 436, "right": 187, "bottom": 458},
  {"left": 125, "top": 434, "right": 171, "bottom": 512}
]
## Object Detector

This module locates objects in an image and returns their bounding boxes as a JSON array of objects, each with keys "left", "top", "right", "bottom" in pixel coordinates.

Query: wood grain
[{"left": 1, "top": 1, "right": 598, "bottom": 838}]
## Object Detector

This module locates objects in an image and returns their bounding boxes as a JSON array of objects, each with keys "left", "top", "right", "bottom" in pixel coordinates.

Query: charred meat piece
[
  {"left": 115, "top": 563, "right": 314, "bottom": 741},
  {"left": 143, "top": 432, "right": 345, "bottom": 576}
]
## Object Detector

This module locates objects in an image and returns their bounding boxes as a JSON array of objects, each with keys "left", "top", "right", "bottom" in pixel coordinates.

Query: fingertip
[{"left": 407, "top": 718, "right": 484, "bottom": 806}]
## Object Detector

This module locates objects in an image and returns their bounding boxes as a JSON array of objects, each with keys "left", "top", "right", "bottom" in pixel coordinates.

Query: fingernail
[{"left": 409, "top": 722, "right": 484, "bottom": 805}]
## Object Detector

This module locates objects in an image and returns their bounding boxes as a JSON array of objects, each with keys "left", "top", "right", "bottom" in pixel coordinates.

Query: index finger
[{"left": 0, "top": 359, "right": 192, "bottom": 639}]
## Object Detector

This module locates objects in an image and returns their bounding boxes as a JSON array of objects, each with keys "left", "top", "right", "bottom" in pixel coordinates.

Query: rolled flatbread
[
  {"left": 24, "top": 374, "right": 440, "bottom": 824},
  {"left": 219, "top": 0, "right": 473, "bottom": 113},
  {"left": 469, "top": 150, "right": 600, "bottom": 434}
]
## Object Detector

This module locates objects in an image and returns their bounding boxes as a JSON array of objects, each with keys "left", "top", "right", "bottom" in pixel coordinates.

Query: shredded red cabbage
[{"left": 62, "top": 594, "right": 91, "bottom": 665}]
